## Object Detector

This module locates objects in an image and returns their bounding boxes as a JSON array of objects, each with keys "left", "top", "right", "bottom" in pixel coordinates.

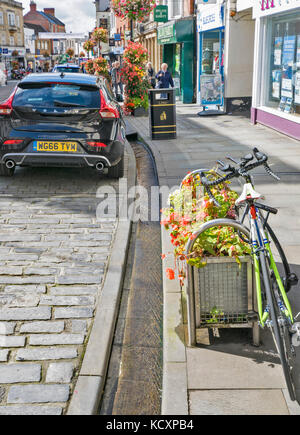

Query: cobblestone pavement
[{"left": 0, "top": 83, "right": 126, "bottom": 415}]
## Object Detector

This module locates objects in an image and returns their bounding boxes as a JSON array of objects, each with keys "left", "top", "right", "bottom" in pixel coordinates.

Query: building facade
[
  {"left": 24, "top": 1, "right": 65, "bottom": 62},
  {"left": 0, "top": 0, "right": 25, "bottom": 69},
  {"left": 238, "top": 0, "right": 300, "bottom": 140}
]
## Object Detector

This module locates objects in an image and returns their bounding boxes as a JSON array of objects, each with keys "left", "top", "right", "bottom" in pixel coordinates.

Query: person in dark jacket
[{"left": 155, "top": 63, "right": 174, "bottom": 89}]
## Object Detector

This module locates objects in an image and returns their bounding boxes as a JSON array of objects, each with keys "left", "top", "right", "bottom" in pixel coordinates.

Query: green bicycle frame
[{"left": 251, "top": 208, "right": 294, "bottom": 327}]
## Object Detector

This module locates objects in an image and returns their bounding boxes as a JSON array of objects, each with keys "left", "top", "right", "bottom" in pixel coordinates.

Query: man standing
[
  {"left": 155, "top": 63, "right": 174, "bottom": 89},
  {"left": 111, "top": 61, "right": 123, "bottom": 99}
]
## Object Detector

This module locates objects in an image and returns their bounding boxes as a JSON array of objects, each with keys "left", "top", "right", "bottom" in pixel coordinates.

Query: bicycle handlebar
[{"left": 199, "top": 148, "right": 279, "bottom": 206}]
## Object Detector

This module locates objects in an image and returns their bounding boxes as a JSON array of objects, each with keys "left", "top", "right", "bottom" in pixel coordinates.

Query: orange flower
[{"left": 166, "top": 268, "right": 175, "bottom": 280}]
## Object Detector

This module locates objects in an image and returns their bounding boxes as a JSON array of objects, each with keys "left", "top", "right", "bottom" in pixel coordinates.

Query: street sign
[
  {"left": 114, "top": 33, "right": 121, "bottom": 41},
  {"left": 154, "top": 5, "right": 168, "bottom": 22},
  {"left": 2, "top": 48, "right": 8, "bottom": 54},
  {"left": 109, "top": 38, "right": 115, "bottom": 46}
]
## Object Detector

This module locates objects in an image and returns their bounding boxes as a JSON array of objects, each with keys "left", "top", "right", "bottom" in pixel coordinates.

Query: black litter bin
[{"left": 148, "top": 88, "right": 176, "bottom": 140}]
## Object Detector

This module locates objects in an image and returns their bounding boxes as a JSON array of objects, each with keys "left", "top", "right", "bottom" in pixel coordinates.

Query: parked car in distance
[
  {"left": 0, "top": 73, "right": 126, "bottom": 178},
  {"left": 52, "top": 64, "right": 81, "bottom": 74}
]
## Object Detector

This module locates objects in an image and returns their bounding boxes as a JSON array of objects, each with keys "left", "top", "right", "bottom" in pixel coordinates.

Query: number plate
[{"left": 33, "top": 141, "right": 78, "bottom": 153}]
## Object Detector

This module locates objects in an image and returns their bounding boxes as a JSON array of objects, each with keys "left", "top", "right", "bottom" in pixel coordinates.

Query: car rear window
[
  {"left": 13, "top": 83, "right": 101, "bottom": 108},
  {"left": 56, "top": 67, "right": 80, "bottom": 73}
]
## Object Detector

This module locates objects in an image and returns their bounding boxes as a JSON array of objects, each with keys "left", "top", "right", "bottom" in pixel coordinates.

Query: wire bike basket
[{"left": 185, "top": 219, "right": 259, "bottom": 346}]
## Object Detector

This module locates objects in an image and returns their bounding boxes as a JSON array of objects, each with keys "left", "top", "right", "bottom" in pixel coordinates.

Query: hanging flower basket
[
  {"left": 94, "top": 56, "right": 110, "bottom": 81},
  {"left": 83, "top": 40, "right": 95, "bottom": 53},
  {"left": 111, "top": 0, "right": 156, "bottom": 22},
  {"left": 92, "top": 27, "right": 108, "bottom": 44},
  {"left": 84, "top": 59, "right": 95, "bottom": 75}
]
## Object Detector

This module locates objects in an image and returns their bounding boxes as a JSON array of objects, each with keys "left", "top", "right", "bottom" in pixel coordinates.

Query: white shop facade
[{"left": 238, "top": 0, "right": 300, "bottom": 140}]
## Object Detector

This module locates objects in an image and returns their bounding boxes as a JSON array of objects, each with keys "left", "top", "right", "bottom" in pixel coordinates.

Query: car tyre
[
  {"left": 107, "top": 155, "right": 124, "bottom": 179},
  {"left": 0, "top": 163, "right": 15, "bottom": 177}
]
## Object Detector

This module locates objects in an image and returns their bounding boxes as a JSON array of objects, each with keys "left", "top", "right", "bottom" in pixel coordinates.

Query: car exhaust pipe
[
  {"left": 95, "top": 161, "right": 105, "bottom": 172},
  {"left": 5, "top": 160, "right": 15, "bottom": 169}
]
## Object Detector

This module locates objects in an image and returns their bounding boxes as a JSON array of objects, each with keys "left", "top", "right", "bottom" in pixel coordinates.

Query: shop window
[
  {"left": 266, "top": 12, "right": 300, "bottom": 117},
  {"left": 201, "top": 31, "right": 224, "bottom": 77}
]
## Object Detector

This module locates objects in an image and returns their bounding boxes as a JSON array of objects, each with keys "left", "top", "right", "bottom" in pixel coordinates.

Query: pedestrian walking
[
  {"left": 111, "top": 61, "right": 123, "bottom": 101},
  {"left": 146, "top": 62, "right": 156, "bottom": 89},
  {"left": 155, "top": 63, "right": 174, "bottom": 89}
]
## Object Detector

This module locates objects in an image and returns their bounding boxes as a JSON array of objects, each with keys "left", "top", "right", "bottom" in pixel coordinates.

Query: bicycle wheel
[{"left": 259, "top": 250, "right": 296, "bottom": 401}]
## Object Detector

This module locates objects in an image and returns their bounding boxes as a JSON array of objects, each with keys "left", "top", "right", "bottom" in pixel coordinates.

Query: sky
[{"left": 22, "top": 0, "right": 96, "bottom": 34}]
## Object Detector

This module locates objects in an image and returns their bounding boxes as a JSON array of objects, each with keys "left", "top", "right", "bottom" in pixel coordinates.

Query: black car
[{"left": 0, "top": 73, "right": 126, "bottom": 178}]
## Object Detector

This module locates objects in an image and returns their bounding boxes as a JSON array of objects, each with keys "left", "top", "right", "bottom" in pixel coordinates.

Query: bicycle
[{"left": 184, "top": 148, "right": 299, "bottom": 402}]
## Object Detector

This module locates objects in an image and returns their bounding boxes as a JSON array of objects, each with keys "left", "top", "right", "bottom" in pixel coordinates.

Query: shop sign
[
  {"left": 253, "top": 0, "right": 300, "bottom": 18},
  {"left": 109, "top": 38, "right": 115, "bottom": 46},
  {"left": 114, "top": 33, "right": 121, "bottom": 41},
  {"left": 197, "top": 5, "right": 224, "bottom": 32},
  {"left": 157, "top": 23, "right": 176, "bottom": 44},
  {"left": 154, "top": 5, "right": 168, "bottom": 22}
]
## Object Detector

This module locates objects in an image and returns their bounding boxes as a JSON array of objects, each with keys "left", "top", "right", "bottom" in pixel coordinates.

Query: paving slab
[
  {"left": 189, "top": 390, "right": 289, "bottom": 415},
  {"left": 128, "top": 103, "right": 300, "bottom": 415}
]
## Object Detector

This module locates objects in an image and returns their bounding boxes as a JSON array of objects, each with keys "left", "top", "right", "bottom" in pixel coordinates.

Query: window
[
  {"left": 16, "top": 15, "right": 20, "bottom": 27},
  {"left": 17, "top": 33, "right": 22, "bottom": 45},
  {"left": 13, "top": 83, "right": 101, "bottom": 109},
  {"left": 170, "top": 0, "right": 182, "bottom": 18},
  {"left": 265, "top": 12, "right": 300, "bottom": 118},
  {"left": 9, "top": 36, "right": 14, "bottom": 46},
  {"left": 7, "top": 12, "right": 15, "bottom": 26},
  {"left": 0, "top": 12, "right": 4, "bottom": 25},
  {"left": 1, "top": 33, "right": 5, "bottom": 45}
]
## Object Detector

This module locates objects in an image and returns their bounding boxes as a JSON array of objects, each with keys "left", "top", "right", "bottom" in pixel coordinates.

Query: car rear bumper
[{"left": 1, "top": 152, "right": 112, "bottom": 169}]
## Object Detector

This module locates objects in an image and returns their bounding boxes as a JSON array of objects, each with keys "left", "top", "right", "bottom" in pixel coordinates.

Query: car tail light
[
  {"left": 99, "top": 90, "right": 119, "bottom": 119},
  {"left": 86, "top": 141, "right": 107, "bottom": 148},
  {"left": 0, "top": 88, "right": 17, "bottom": 115},
  {"left": 3, "top": 139, "right": 23, "bottom": 145}
]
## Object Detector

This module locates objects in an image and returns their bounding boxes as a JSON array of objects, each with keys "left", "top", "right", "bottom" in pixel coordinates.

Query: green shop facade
[{"left": 157, "top": 18, "right": 195, "bottom": 104}]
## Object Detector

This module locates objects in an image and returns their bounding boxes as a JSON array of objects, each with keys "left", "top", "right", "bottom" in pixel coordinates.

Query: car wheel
[
  {"left": 0, "top": 163, "right": 15, "bottom": 177},
  {"left": 107, "top": 155, "right": 124, "bottom": 179}
]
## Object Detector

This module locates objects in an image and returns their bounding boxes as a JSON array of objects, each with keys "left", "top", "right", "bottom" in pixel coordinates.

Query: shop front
[
  {"left": 251, "top": 0, "right": 300, "bottom": 140},
  {"left": 197, "top": 2, "right": 255, "bottom": 113},
  {"left": 196, "top": 4, "right": 225, "bottom": 109},
  {"left": 157, "top": 18, "right": 195, "bottom": 104}
]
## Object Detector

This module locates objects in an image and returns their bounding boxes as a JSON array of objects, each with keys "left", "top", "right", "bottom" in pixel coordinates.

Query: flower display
[
  {"left": 121, "top": 42, "right": 150, "bottom": 113},
  {"left": 161, "top": 171, "right": 251, "bottom": 281},
  {"left": 83, "top": 40, "right": 95, "bottom": 53},
  {"left": 111, "top": 0, "right": 156, "bottom": 21},
  {"left": 92, "top": 27, "right": 108, "bottom": 44},
  {"left": 93, "top": 56, "right": 110, "bottom": 81},
  {"left": 84, "top": 59, "right": 95, "bottom": 75}
]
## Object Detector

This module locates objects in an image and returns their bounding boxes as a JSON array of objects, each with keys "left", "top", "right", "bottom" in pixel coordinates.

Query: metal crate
[
  {"left": 194, "top": 257, "right": 253, "bottom": 327},
  {"left": 184, "top": 219, "right": 260, "bottom": 347}
]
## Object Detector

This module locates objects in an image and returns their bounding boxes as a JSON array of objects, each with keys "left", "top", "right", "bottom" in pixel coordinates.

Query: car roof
[{"left": 20, "top": 73, "right": 98, "bottom": 86}]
